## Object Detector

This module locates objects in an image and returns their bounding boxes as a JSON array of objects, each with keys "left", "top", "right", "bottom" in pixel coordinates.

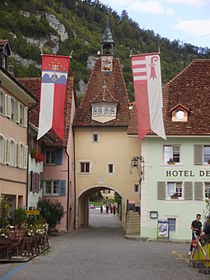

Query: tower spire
[{"left": 101, "top": 16, "right": 115, "bottom": 56}]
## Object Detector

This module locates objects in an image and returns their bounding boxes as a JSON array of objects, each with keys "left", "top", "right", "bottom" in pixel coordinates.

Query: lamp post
[{"left": 130, "top": 156, "right": 144, "bottom": 185}]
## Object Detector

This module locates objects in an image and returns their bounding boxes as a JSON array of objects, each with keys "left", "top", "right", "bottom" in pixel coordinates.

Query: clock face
[{"left": 101, "top": 56, "right": 113, "bottom": 72}]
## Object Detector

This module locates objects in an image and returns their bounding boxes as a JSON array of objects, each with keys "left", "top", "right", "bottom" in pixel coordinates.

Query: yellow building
[{"left": 73, "top": 20, "right": 140, "bottom": 231}]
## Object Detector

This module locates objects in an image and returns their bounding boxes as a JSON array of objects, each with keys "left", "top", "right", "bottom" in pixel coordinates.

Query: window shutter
[
  {"left": 30, "top": 171, "right": 33, "bottom": 192},
  {"left": 15, "top": 143, "right": 18, "bottom": 167},
  {"left": 7, "top": 95, "right": 11, "bottom": 118},
  {"left": 194, "top": 145, "right": 203, "bottom": 165},
  {"left": 4, "top": 94, "right": 7, "bottom": 116},
  {"left": 60, "top": 180, "right": 66, "bottom": 196},
  {"left": 157, "top": 181, "right": 166, "bottom": 200},
  {"left": 7, "top": 139, "right": 11, "bottom": 165},
  {"left": 40, "top": 172, "right": 43, "bottom": 189},
  {"left": 24, "top": 146, "right": 28, "bottom": 169},
  {"left": 56, "top": 148, "right": 62, "bottom": 165},
  {"left": 3, "top": 137, "right": 6, "bottom": 164},
  {"left": 184, "top": 182, "right": 192, "bottom": 200},
  {"left": 24, "top": 107, "right": 28, "bottom": 127},
  {"left": 17, "top": 143, "right": 21, "bottom": 168},
  {"left": 17, "top": 101, "right": 20, "bottom": 124},
  {"left": 37, "top": 173, "right": 40, "bottom": 193},
  {"left": 194, "top": 182, "right": 203, "bottom": 200}
]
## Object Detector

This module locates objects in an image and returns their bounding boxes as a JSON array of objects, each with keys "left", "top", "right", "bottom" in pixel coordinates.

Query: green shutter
[
  {"left": 184, "top": 182, "right": 192, "bottom": 200},
  {"left": 56, "top": 148, "right": 62, "bottom": 165},
  {"left": 194, "top": 145, "right": 203, "bottom": 165},
  {"left": 194, "top": 182, "right": 203, "bottom": 200},
  {"left": 60, "top": 180, "right": 66, "bottom": 196},
  {"left": 157, "top": 182, "right": 166, "bottom": 200}
]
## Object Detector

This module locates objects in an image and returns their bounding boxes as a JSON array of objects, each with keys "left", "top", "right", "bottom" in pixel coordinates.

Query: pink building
[
  {"left": 0, "top": 40, "right": 37, "bottom": 210},
  {"left": 20, "top": 77, "right": 76, "bottom": 231}
]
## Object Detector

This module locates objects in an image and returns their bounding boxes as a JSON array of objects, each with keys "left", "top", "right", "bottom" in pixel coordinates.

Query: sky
[{"left": 100, "top": 0, "right": 210, "bottom": 48}]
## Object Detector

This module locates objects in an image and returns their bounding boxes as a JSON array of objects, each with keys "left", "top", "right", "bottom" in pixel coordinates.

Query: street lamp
[{"left": 130, "top": 156, "right": 145, "bottom": 184}]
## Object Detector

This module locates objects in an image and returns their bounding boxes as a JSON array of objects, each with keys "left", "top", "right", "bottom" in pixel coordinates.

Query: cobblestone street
[{"left": 0, "top": 209, "right": 209, "bottom": 280}]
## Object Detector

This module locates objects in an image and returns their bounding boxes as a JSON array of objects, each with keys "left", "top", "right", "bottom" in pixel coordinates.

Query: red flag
[
  {"left": 37, "top": 54, "right": 70, "bottom": 140},
  {"left": 131, "top": 53, "right": 166, "bottom": 140}
]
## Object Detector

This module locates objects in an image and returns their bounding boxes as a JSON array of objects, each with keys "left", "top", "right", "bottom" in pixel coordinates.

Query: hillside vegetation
[{"left": 0, "top": 0, "right": 210, "bottom": 101}]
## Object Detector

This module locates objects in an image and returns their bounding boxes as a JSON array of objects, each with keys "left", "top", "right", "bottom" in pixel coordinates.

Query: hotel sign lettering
[{"left": 166, "top": 170, "right": 210, "bottom": 177}]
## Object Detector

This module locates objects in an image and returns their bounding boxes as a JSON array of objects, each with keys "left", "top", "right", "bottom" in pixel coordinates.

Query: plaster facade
[
  {"left": 140, "top": 137, "right": 210, "bottom": 240},
  {"left": 74, "top": 127, "right": 140, "bottom": 229}
]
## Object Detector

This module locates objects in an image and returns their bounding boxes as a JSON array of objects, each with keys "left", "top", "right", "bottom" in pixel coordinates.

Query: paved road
[{"left": 0, "top": 209, "right": 208, "bottom": 280}]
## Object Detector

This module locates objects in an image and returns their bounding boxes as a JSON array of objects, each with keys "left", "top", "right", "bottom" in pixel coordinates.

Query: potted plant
[
  {"left": 14, "top": 208, "right": 27, "bottom": 230},
  {"left": 167, "top": 158, "right": 175, "bottom": 165}
]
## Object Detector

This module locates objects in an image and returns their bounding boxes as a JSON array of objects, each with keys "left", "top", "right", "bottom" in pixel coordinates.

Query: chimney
[{"left": 8, "top": 64, "right": 15, "bottom": 77}]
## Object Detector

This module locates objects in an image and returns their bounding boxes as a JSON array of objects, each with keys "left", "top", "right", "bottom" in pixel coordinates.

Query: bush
[
  {"left": 37, "top": 199, "right": 64, "bottom": 231},
  {"left": 14, "top": 208, "right": 27, "bottom": 229}
]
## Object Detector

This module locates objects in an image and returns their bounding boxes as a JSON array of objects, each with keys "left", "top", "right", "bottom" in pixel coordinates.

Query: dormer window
[
  {"left": 175, "top": 110, "right": 184, "bottom": 121},
  {"left": 170, "top": 103, "right": 190, "bottom": 122}
]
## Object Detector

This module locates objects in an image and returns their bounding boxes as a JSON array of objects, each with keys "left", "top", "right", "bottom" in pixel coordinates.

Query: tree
[{"left": 37, "top": 199, "right": 64, "bottom": 231}]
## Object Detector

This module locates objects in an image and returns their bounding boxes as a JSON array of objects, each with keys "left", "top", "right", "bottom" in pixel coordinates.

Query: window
[
  {"left": 45, "top": 150, "right": 56, "bottom": 165},
  {"left": 19, "top": 143, "right": 24, "bottom": 168},
  {"left": 175, "top": 110, "right": 184, "bottom": 121},
  {"left": 108, "top": 163, "right": 114, "bottom": 174},
  {"left": 167, "top": 182, "right": 183, "bottom": 199},
  {"left": 80, "top": 162, "right": 90, "bottom": 173},
  {"left": 10, "top": 139, "right": 16, "bottom": 167},
  {"left": 0, "top": 135, "right": 4, "bottom": 164},
  {"left": 44, "top": 180, "right": 60, "bottom": 196},
  {"left": 204, "top": 146, "right": 210, "bottom": 164},
  {"left": 0, "top": 90, "right": 5, "bottom": 114},
  {"left": 168, "top": 218, "right": 176, "bottom": 232},
  {"left": 134, "top": 184, "right": 139, "bottom": 192},
  {"left": 11, "top": 98, "right": 16, "bottom": 121},
  {"left": 92, "top": 133, "right": 98, "bottom": 142},
  {"left": 204, "top": 183, "right": 210, "bottom": 199},
  {"left": 19, "top": 103, "right": 24, "bottom": 125},
  {"left": 163, "top": 145, "right": 180, "bottom": 164}
]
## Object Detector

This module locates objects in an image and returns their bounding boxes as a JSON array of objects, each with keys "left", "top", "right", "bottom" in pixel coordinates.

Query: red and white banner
[
  {"left": 37, "top": 54, "right": 70, "bottom": 141},
  {"left": 131, "top": 53, "right": 166, "bottom": 140}
]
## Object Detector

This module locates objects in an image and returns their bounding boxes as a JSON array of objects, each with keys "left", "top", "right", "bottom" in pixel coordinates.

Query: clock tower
[{"left": 101, "top": 17, "right": 114, "bottom": 73}]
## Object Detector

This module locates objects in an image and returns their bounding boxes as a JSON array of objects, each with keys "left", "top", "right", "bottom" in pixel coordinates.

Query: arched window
[{"left": 10, "top": 139, "right": 16, "bottom": 167}]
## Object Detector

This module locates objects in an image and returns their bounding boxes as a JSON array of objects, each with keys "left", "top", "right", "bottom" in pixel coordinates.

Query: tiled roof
[
  {"left": 18, "top": 77, "right": 75, "bottom": 146},
  {"left": 90, "top": 84, "right": 119, "bottom": 104},
  {"left": 0, "top": 39, "right": 11, "bottom": 55},
  {"left": 73, "top": 57, "right": 130, "bottom": 127},
  {"left": 127, "top": 59, "right": 210, "bottom": 136}
]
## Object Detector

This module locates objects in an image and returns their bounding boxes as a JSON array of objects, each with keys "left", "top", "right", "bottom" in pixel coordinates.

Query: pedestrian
[
  {"left": 188, "top": 213, "right": 202, "bottom": 256},
  {"left": 113, "top": 204, "right": 116, "bottom": 215},
  {"left": 100, "top": 205, "right": 103, "bottom": 214},
  {"left": 110, "top": 204, "right": 113, "bottom": 214},
  {"left": 106, "top": 204, "right": 109, "bottom": 214},
  {"left": 200, "top": 215, "right": 210, "bottom": 237}
]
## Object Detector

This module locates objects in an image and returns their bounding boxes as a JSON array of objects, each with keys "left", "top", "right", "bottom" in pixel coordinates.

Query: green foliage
[
  {"left": 0, "top": 0, "right": 210, "bottom": 100},
  {"left": 37, "top": 199, "right": 64, "bottom": 231},
  {"left": 0, "top": 198, "right": 10, "bottom": 227},
  {"left": 89, "top": 191, "right": 103, "bottom": 202},
  {"left": 14, "top": 208, "right": 27, "bottom": 229}
]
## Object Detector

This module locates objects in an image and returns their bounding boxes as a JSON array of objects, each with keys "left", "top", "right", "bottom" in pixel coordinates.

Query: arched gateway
[
  {"left": 73, "top": 19, "right": 140, "bottom": 233},
  {"left": 76, "top": 185, "right": 125, "bottom": 229}
]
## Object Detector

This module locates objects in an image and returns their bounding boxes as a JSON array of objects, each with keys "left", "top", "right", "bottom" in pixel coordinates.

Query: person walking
[
  {"left": 188, "top": 214, "right": 202, "bottom": 256},
  {"left": 100, "top": 205, "right": 103, "bottom": 214},
  {"left": 113, "top": 204, "right": 116, "bottom": 215}
]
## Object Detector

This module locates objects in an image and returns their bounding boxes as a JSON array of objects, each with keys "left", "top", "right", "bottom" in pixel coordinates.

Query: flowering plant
[{"left": 31, "top": 149, "right": 45, "bottom": 162}]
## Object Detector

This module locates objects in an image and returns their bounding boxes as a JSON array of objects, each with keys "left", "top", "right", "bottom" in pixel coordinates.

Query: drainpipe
[
  {"left": 26, "top": 103, "right": 38, "bottom": 209},
  {"left": 73, "top": 127, "right": 76, "bottom": 229},
  {"left": 65, "top": 148, "right": 70, "bottom": 232}
]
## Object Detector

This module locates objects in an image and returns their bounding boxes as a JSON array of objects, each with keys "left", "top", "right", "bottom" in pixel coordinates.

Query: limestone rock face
[
  {"left": 87, "top": 56, "right": 97, "bottom": 70},
  {"left": 46, "top": 13, "right": 68, "bottom": 42}
]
